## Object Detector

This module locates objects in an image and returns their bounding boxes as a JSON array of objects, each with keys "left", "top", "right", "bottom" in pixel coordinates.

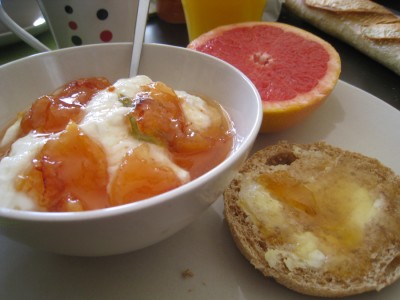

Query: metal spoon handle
[{"left": 129, "top": 0, "right": 150, "bottom": 77}]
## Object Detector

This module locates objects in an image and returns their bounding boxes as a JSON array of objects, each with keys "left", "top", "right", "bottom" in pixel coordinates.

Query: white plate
[
  {"left": 0, "top": 23, "right": 48, "bottom": 47},
  {"left": 0, "top": 0, "right": 48, "bottom": 47},
  {"left": 0, "top": 81, "right": 399, "bottom": 299}
]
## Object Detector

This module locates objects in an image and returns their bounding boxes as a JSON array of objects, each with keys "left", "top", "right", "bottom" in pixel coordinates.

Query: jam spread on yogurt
[{"left": 1, "top": 76, "right": 234, "bottom": 212}]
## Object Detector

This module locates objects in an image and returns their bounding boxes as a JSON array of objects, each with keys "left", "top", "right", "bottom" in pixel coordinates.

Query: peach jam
[{"left": 0, "top": 75, "right": 234, "bottom": 212}]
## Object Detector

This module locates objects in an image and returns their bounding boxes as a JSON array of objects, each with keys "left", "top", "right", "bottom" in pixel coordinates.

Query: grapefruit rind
[{"left": 188, "top": 22, "right": 341, "bottom": 133}]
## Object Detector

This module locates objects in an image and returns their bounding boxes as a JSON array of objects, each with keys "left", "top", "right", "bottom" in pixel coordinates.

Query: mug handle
[{"left": 0, "top": 0, "right": 50, "bottom": 52}]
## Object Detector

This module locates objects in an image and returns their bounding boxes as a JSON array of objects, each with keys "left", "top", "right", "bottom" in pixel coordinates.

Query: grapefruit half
[{"left": 188, "top": 22, "right": 341, "bottom": 133}]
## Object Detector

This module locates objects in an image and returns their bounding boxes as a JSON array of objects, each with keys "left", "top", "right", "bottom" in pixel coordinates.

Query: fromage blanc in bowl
[{"left": 0, "top": 75, "right": 234, "bottom": 212}]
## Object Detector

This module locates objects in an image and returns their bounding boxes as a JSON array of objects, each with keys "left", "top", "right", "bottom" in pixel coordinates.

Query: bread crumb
[{"left": 181, "top": 269, "right": 194, "bottom": 279}]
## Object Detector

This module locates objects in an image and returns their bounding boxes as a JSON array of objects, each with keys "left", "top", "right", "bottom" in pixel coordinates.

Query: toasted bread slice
[{"left": 224, "top": 141, "right": 400, "bottom": 297}]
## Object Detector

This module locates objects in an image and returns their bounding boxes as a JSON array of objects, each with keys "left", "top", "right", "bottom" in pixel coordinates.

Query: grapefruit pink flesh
[{"left": 188, "top": 22, "right": 341, "bottom": 132}]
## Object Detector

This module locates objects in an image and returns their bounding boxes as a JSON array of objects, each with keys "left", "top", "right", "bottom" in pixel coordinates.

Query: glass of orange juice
[{"left": 181, "top": 0, "right": 267, "bottom": 41}]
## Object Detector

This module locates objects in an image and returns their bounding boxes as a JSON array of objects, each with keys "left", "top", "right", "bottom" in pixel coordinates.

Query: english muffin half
[{"left": 224, "top": 141, "right": 400, "bottom": 297}]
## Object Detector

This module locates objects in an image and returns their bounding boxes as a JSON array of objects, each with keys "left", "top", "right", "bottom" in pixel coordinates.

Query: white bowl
[{"left": 0, "top": 43, "right": 262, "bottom": 256}]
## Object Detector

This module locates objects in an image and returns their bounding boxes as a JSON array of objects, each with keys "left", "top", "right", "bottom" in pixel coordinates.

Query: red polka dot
[
  {"left": 100, "top": 30, "right": 113, "bottom": 42},
  {"left": 68, "top": 21, "right": 78, "bottom": 30}
]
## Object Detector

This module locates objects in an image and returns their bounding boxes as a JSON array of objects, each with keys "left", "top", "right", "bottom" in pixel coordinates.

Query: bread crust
[
  {"left": 223, "top": 141, "right": 400, "bottom": 297},
  {"left": 284, "top": 0, "right": 400, "bottom": 75}
]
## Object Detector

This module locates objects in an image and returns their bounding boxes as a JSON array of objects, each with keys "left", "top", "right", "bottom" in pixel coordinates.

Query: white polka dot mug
[{"left": 0, "top": 0, "right": 141, "bottom": 51}]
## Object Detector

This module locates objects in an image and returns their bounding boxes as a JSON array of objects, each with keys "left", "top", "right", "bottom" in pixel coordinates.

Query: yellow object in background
[{"left": 181, "top": 0, "right": 267, "bottom": 41}]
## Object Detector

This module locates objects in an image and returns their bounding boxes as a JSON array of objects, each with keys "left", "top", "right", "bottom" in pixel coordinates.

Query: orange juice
[{"left": 181, "top": 0, "right": 267, "bottom": 41}]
